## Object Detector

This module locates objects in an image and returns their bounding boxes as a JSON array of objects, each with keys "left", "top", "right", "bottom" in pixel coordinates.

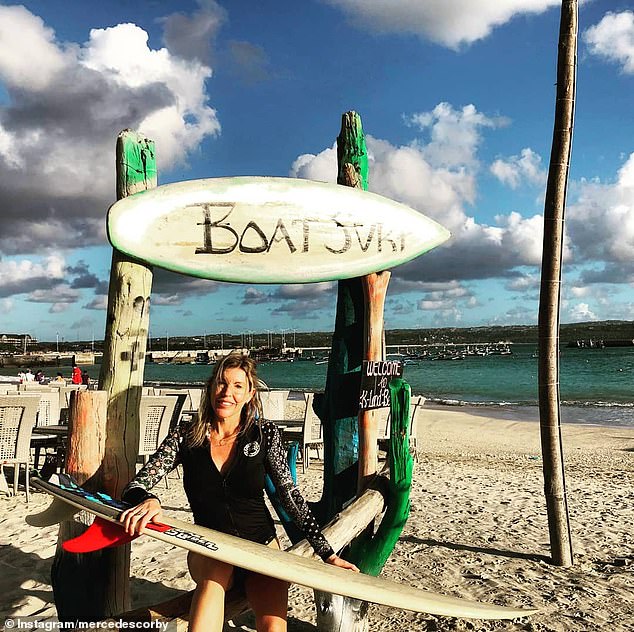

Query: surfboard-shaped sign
[
  {"left": 29, "top": 474, "right": 537, "bottom": 620},
  {"left": 107, "top": 177, "right": 450, "bottom": 283}
]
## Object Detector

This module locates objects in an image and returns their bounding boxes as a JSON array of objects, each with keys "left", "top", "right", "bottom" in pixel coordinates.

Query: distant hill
[{"left": 28, "top": 320, "right": 634, "bottom": 352}]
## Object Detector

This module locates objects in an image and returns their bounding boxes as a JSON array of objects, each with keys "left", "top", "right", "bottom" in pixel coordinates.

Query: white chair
[
  {"left": 284, "top": 393, "right": 323, "bottom": 472},
  {"left": 21, "top": 391, "right": 60, "bottom": 468},
  {"left": 138, "top": 396, "right": 178, "bottom": 486},
  {"left": 260, "top": 390, "right": 288, "bottom": 422},
  {"left": 188, "top": 388, "right": 202, "bottom": 412},
  {"left": 0, "top": 395, "right": 40, "bottom": 502},
  {"left": 377, "top": 395, "right": 425, "bottom": 461},
  {"left": 157, "top": 389, "right": 189, "bottom": 429}
]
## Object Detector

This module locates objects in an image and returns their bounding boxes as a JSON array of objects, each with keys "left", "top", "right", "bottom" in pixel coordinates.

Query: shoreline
[{"left": 2, "top": 404, "right": 633, "bottom": 630}]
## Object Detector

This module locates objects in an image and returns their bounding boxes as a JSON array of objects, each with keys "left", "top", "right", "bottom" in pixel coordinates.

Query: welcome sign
[{"left": 359, "top": 360, "right": 404, "bottom": 411}]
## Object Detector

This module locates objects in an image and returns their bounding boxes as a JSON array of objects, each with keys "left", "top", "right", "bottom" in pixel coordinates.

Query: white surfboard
[
  {"left": 30, "top": 475, "right": 537, "bottom": 620},
  {"left": 107, "top": 177, "right": 450, "bottom": 283}
]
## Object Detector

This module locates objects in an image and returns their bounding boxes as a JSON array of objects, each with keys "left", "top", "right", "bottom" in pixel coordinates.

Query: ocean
[{"left": 70, "top": 343, "right": 634, "bottom": 428}]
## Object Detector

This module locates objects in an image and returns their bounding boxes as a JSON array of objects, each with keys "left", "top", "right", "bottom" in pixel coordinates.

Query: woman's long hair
[{"left": 186, "top": 352, "right": 263, "bottom": 448}]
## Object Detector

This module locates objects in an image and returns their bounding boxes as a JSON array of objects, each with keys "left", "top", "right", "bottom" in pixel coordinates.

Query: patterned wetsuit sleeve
[
  {"left": 121, "top": 426, "right": 183, "bottom": 506},
  {"left": 262, "top": 421, "right": 335, "bottom": 560}
]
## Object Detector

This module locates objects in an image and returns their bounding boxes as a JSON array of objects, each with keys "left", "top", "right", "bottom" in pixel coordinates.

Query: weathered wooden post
[
  {"left": 100, "top": 130, "right": 156, "bottom": 497},
  {"left": 51, "top": 130, "right": 156, "bottom": 620}
]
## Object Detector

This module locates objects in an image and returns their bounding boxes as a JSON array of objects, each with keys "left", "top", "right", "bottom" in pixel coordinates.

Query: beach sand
[{"left": 2, "top": 404, "right": 633, "bottom": 631}]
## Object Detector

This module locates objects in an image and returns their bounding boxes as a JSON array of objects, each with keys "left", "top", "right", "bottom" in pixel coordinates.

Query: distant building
[{"left": 0, "top": 333, "right": 37, "bottom": 347}]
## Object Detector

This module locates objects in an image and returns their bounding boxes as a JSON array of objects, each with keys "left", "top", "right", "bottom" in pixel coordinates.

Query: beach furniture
[
  {"left": 0, "top": 394, "right": 40, "bottom": 501},
  {"left": 157, "top": 388, "right": 192, "bottom": 426},
  {"left": 377, "top": 395, "right": 425, "bottom": 461},
  {"left": 283, "top": 392, "right": 323, "bottom": 472},
  {"left": 138, "top": 396, "right": 178, "bottom": 486},
  {"left": 260, "top": 390, "right": 289, "bottom": 422},
  {"left": 22, "top": 390, "right": 60, "bottom": 468}
]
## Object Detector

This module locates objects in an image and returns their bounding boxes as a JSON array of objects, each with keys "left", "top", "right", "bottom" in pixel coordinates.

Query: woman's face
[{"left": 211, "top": 367, "right": 254, "bottom": 424}]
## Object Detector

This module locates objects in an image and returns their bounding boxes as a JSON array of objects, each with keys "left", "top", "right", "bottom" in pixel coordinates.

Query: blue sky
[{"left": 0, "top": 0, "right": 633, "bottom": 343}]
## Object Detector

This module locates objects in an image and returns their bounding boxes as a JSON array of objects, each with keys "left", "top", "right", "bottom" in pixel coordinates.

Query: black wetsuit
[{"left": 121, "top": 420, "right": 334, "bottom": 560}]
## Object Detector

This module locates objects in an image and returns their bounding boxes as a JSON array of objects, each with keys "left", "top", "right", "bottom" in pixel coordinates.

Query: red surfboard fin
[
  {"left": 62, "top": 517, "right": 172, "bottom": 553},
  {"left": 62, "top": 517, "right": 137, "bottom": 553}
]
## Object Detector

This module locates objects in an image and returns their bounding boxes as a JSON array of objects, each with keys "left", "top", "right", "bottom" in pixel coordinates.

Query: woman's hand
[
  {"left": 119, "top": 498, "right": 162, "bottom": 536},
  {"left": 326, "top": 554, "right": 360, "bottom": 572}
]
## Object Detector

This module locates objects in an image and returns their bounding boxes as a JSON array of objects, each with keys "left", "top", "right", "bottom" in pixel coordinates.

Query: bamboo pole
[{"left": 538, "top": 0, "right": 577, "bottom": 567}]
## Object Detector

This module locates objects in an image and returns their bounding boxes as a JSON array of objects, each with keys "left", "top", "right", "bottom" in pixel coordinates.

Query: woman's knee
[{"left": 187, "top": 551, "right": 234, "bottom": 589}]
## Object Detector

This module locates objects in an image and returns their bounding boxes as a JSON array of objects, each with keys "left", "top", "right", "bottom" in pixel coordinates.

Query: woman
[{"left": 120, "top": 353, "right": 358, "bottom": 632}]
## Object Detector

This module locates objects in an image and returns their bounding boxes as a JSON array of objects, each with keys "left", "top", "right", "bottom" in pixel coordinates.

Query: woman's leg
[
  {"left": 244, "top": 539, "right": 289, "bottom": 632},
  {"left": 187, "top": 551, "right": 234, "bottom": 632}
]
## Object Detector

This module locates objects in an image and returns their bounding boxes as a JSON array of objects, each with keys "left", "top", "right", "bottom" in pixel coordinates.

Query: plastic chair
[
  {"left": 284, "top": 392, "right": 323, "bottom": 472},
  {"left": 260, "top": 390, "right": 288, "bottom": 422},
  {"left": 0, "top": 395, "right": 40, "bottom": 502}
]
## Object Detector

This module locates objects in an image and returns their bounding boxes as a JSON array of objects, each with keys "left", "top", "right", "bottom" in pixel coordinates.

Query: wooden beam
[{"left": 357, "top": 271, "right": 390, "bottom": 491}]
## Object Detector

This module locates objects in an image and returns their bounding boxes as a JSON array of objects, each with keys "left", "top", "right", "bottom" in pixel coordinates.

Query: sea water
[{"left": 45, "top": 344, "right": 634, "bottom": 428}]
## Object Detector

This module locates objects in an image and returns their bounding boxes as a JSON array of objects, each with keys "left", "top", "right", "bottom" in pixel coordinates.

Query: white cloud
[
  {"left": 584, "top": 11, "right": 634, "bottom": 74},
  {"left": 490, "top": 148, "right": 547, "bottom": 189},
  {"left": 407, "top": 103, "right": 503, "bottom": 169},
  {"left": 567, "top": 153, "right": 634, "bottom": 266},
  {"left": 506, "top": 273, "right": 540, "bottom": 292},
  {"left": 0, "top": 7, "right": 220, "bottom": 255},
  {"left": 566, "top": 302, "right": 598, "bottom": 322},
  {"left": 323, "top": 0, "right": 560, "bottom": 48},
  {"left": 0, "top": 255, "right": 66, "bottom": 298},
  {"left": 0, "top": 5, "right": 68, "bottom": 91},
  {"left": 290, "top": 144, "right": 337, "bottom": 182},
  {"left": 290, "top": 103, "right": 550, "bottom": 284},
  {"left": 0, "top": 298, "right": 13, "bottom": 314}
]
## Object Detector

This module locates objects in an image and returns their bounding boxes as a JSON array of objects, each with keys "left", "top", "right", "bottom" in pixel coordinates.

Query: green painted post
[
  {"left": 351, "top": 379, "right": 413, "bottom": 576},
  {"left": 314, "top": 111, "right": 369, "bottom": 520}
]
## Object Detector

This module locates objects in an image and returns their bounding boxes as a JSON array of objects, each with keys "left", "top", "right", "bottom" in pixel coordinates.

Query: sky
[{"left": 0, "top": 0, "right": 633, "bottom": 343}]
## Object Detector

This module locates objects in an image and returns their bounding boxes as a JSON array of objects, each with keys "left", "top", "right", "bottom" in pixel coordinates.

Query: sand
[{"left": 1, "top": 403, "right": 633, "bottom": 631}]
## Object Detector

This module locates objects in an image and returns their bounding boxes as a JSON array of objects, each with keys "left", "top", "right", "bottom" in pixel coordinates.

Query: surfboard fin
[
  {"left": 62, "top": 516, "right": 138, "bottom": 552},
  {"left": 26, "top": 498, "right": 80, "bottom": 527}
]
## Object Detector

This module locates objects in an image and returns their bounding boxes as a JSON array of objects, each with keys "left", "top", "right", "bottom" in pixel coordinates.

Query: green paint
[
  {"left": 120, "top": 130, "right": 156, "bottom": 194},
  {"left": 337, "top": 112, "right": 369, "bottom": 190},
  {"left": 350, "top": 379, "right": 414, "bottom": 576},
  {"left": 315, "top": 278, "right": 365, "bottom": 518},
  {"left": 315, "top": 112, "right": 369, "bottom": 521}
]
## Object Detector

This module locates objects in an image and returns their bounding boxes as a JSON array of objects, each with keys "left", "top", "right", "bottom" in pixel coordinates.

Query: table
[{"left": 32, "top": 425, "right": 68, "bottom": 474}]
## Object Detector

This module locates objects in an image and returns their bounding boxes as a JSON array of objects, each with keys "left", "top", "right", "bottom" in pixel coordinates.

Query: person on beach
[
  {"left": 70, "top": 365, "right": 82, "bottom": 385},
  {"left": 50, "top": 372, "right": 66, "bottom": 384},
  {"left": 119, "top": 353, "right": 358, "bottom": 632}
]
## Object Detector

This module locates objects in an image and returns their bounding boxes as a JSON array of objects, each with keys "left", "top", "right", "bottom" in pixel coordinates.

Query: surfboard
[
  {"left": 29, "top": 474, "right": 537, "bottom": 620},
  {"left": 106, "top": 176, "right": 450, "bottom": 284}
]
